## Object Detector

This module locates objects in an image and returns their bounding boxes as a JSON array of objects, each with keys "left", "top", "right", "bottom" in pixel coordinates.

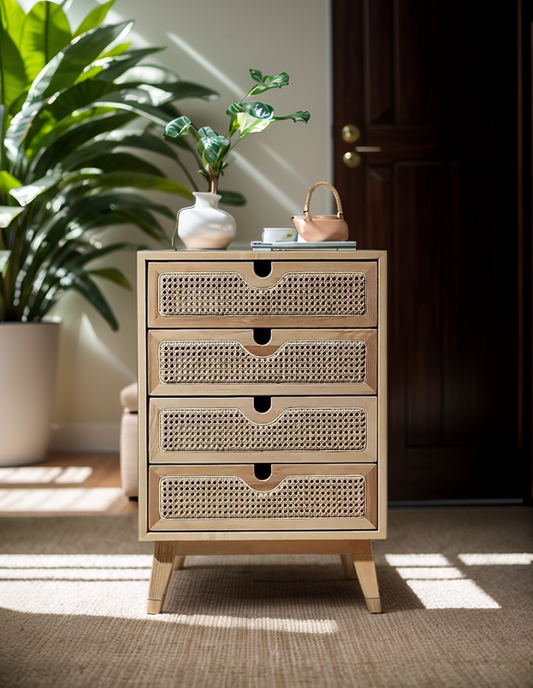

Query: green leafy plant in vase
[
  {"left": 0, "top": 0, "right": 243, "bottom": 465},
  {"left": 164, "top": 69, "right": 310, "bottom": 248}
]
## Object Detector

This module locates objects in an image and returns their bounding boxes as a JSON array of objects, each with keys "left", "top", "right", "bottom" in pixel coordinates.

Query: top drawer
[{"left": 147, "top": 261, "right": 377, "bottom": 328}]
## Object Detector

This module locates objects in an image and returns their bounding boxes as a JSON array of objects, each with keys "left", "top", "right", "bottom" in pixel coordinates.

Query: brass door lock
[{"left": 341, "top": 125, "right": 381, "bottom": 168}]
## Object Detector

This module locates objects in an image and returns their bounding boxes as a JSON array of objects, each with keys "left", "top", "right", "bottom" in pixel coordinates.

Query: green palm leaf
[
  {"left": 29, "top": 20, "right": 134, "bottom": 105},
  {"left": 0, "top": 205, "right": 23, "bottom": 228},
  {"left": 57, "top": 265, "right": 120, "bottom": 330},
  {"left": 45, "top": 78, "right": 118, "bottom": 121},
  {"left": 1, "top": 2, "right": 246, "bottom": 328},
  {"left": 87, "top": 171, "right": 193, "bottom": 198},
  {"left": 68, "top": 151, "right": 166, "bottom": 176},
  {"left": 20, "top": 1, "right": 72, "bottom": 83},
  {"left": 73, "top": 0, "right": 115, "bottom": 38},
  {"left": 90, "top": 47, "right": 165, "bottom": 83},
  {"left": 0, "top": 0, "right": 25, "bottom": 49},
  {"left": 88, "top": 267, "right": 131, "bottom": 290},
  {"left": 0, "top": 19, "right": 26, "bottom": 122},
  {"left": 30, "top": 111, "right": 136, "bottom": 174}
]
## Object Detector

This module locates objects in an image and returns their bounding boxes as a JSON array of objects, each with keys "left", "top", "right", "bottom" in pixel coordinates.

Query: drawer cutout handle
[
  {"left": 253, "top": 260, "right": 272, "bottom": 277},
  {"left": 253, "top": 396, "right": 271, "bottom": 413},
  {"left": 253, "top": 328, "right": 271, "bottom": 345},
  {"left": 254, "top": 463, "right": 272, "bottom": 481}
]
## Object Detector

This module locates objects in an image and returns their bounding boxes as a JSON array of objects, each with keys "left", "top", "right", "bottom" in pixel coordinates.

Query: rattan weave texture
[
  {"left": 158, "top": 272, "right": 367, "bottom": 316},
  {"left": 159, "top": 407, "right": 367, "bottom": 452},
  {"left": 159, "top": 475, "right": 366, "bottom": 520},
  {"left": 158, "top": 340, "right": 367, "bottom": 384}
]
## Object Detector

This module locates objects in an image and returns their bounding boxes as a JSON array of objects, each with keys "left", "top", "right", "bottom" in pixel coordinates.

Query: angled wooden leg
[
  {"left": 351, "top": 541, "right": 382, "bottom": 614},
  {"left": 172, "top": 555, "right": 186, "bottom": 572},
  {"left": 147, "top": 542, "right": 180, "bottom": 614},
  {"left": 340, "top": 553, "right": 356, "bottom": 579}
]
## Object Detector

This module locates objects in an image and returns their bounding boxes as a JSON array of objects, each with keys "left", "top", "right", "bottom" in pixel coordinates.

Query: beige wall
[{"left": 44, "top": 0, "right": 332, "bottom": 449}]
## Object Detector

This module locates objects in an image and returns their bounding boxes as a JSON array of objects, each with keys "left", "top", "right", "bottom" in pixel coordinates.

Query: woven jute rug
[{"left": 0, "top": 508, "right": 532, "bottom": 688}]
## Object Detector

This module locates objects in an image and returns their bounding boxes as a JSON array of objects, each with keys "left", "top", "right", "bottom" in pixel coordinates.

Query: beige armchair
[{"left": 119, "top": 382, "right": 138, "bottom": 497}]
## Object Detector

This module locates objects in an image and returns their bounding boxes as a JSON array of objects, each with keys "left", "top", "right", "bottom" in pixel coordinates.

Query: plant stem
[{"left": 204, "top": 164, "right": 218, "bottom": 194}]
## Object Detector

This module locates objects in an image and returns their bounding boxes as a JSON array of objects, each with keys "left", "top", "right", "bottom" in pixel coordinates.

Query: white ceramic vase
[
  {"left": 177, "top": 192, "right": 236, "bottom": 249},
  {"left": 0, "top": 322, "right": 60, "bottom": 466}
]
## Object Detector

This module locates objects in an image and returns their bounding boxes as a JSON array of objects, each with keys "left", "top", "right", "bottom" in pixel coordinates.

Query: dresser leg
[
  {"left": 172, "top": 555, "right": 186, "bottom": 572},
  {"left": 340, "top": 553, "right": 356, "bottom": 579},
  {"left": 351, "top": 541, "right": 382, "bottom": 614},
  {"left": 147, "top": 542, "right": 180, "bottom": 614}
]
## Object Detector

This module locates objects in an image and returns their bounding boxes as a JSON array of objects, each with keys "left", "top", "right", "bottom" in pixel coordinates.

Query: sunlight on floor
[
  {"left": 0, "top": 488, "right": 124, "bottom": 512},
  {"left": 170, "top": 614, "right": 338, "bottom": 634},
  {"left": 0, "top": 467, "right": 93, "bottom": 484},
  {"left": 406, "top": 579, "right": 500, "bottom": 609},
  {"left": 0, "top": 554, "right": 152, "bottom": 568},
  {"left": 385, "top": 553, "right": 507, "bottom": 609},
  {"left": 0, "top": 554, "right": 152, "bottom": 580},
  {"left": 458, "top": 553, "right": 533, "bottom": 565},
  {"left": 0, "top": 554, "right": 338, "bottom": 632},
  {"left": 395, "top": 566, "right": 464, "bottom": 579}
]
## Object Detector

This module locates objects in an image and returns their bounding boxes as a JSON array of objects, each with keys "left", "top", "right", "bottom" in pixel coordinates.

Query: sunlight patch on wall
[
  {"left": 255, "top": 141, "right": 311, "bottom": 186},
  {"left": 385, "top": 553, "right": 501, "bottom": 609},
  {"left": 232, "top": 151, "right": 299, "bottom": 215},
  {"left": 79, "top": 313, "right": 133, "bottom": 382},
  {"left": 93, "top": 3, "right": 151, "bottom": 49},
  {"left": 166, "top": 32, "right": 243, "bottom": 99}
]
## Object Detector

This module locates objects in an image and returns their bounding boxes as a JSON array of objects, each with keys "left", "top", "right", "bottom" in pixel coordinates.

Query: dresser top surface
[{"left": 138, "top": 245, "right": 386, "bottom": 262}]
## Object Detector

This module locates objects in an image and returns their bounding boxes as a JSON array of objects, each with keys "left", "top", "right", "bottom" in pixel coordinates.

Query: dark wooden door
[{"left": 332, "top": 0, "right": 525, "bottom": 500}]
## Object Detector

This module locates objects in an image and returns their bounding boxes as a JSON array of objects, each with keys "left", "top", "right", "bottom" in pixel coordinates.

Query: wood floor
[{"left": 0, "top": 453, "right": 137, "bottom": 516}]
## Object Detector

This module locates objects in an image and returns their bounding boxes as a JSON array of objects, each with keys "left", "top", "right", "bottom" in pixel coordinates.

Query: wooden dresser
[{"left": 137, "top": 248, "right": 387, "bottom": 614}]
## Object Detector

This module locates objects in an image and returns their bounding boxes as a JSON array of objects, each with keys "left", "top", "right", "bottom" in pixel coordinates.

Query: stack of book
[{"left": 251, "top": 241, "right": 357, "bottom": 251}]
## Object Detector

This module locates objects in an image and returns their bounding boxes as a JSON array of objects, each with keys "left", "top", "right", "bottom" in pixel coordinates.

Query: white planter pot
[
  {"left": 0, "top": 322, "right": 60, "bottom": 466},
  {"left": 177, "top": 192, "right": 236, "bottom": 249}
]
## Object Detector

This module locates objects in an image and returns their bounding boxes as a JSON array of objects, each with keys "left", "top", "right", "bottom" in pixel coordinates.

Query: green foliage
[
  {"left": 164, "top": 69, "right": 310, "bottom": 193},
  {"left": 0, "top": 0, "right": 245, "bottom": 329}
]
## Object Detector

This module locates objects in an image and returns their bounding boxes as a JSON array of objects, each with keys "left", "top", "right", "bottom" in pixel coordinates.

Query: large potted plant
[
  {"left": 164, "top": 69, "right": 310, "bottom": 248},
  {"left": 0, "top": 0, "right": 242, "bottom": 465}
]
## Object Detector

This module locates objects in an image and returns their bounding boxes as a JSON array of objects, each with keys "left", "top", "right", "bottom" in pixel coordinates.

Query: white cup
[{"left": 262, "top": 228, "right": 297, "bottom": 243}]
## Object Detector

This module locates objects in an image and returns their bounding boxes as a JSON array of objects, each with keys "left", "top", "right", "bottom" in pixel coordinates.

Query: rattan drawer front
[
  {"left": 149, "top": 397, "right": 377, "bottom": 463},
  {"left": 148, "top": 261, "right": 377, "bottom": 327},
  {"left": 148, "top": 329, "right": 377, "bottom": 396},
  {"left": 149, "top": 464, "right": 377, "bottom": 531}
]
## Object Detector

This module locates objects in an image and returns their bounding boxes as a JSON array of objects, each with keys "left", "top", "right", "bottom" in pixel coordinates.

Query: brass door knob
[
  {"left": 343, "top": 151, "right": 362, "bottom": 168},
  {"left": 342, "top": 124, "right": 360, "bottom": 143},
  {"left": 341, "top": 121, "right": 382, "bottom": 168}
]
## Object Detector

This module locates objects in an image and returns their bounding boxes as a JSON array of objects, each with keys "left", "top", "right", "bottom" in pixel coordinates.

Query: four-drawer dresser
[{"left": 137, "top": 247, "right": 387, "bottom": 614}]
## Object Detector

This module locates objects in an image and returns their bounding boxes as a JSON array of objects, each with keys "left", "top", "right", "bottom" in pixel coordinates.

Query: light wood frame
[
  {"left": 148, "top": 463, "right": 377, "bottom": 531},
  {"left": 138, "top": 248, "right": 387, "bottom": 614},
  {"left": 148, "top": 328, "right": 378, "bottom": 396},
  {"left": 148, "top": 260, "right": 377, "bottom": 328},
  {"left": 148, "top": 396, "right": 378, "bottom": 463}
]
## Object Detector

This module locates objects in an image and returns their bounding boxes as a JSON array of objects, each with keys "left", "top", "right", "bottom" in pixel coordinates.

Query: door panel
[{"left": 332, "top": 0, "right": 522, "bottom": 499}]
